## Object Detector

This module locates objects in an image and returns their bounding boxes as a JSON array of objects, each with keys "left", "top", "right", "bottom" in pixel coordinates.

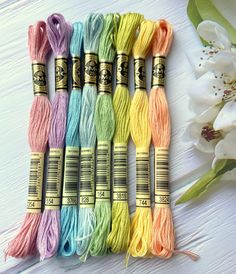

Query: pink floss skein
[
  {"left": 5, "top": 21, "right": 51, "bottom": 259},
  {"left": 37, "top": 13, "right": 71, "bottom": 260}
]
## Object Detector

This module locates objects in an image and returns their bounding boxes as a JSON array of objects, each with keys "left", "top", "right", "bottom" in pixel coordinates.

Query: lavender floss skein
[
  {"left": 77, "top": 13, "right": 104, "bottom": 261},
  {"left": 37, "top": 13, "right": 71, "bottom": 260},
  {"left": 59, "top": 22, "right": 83, "bottom": 257}
]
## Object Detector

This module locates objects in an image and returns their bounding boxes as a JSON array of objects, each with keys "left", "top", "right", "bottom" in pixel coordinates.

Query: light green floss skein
[
  {"left": 59, "top": 22, "right": 83, "bottom": 257},
  {"left": 89, "top": 13, "right": 119, "bottom": 256},
  {"left": 77, "top": 13, "right": 104, "bottom": 261},
  {"left": 107, "top": 13, "right": 144, "bottom": 253}
]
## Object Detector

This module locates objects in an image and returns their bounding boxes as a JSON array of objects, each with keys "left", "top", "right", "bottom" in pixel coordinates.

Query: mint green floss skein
[
  {"left": 89, "top": 13, "right": 119, "bottom": 256},
  {"left": 77, "top": 13, "right": 104, "bottom": 261},
  {"left": 59, "top": 22, "right": 83, "bottom": 257}
]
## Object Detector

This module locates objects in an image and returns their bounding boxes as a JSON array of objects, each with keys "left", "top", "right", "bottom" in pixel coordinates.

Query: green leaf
[
  {"left": 187, "top": 0, "right": 203, "bottom": 29},
  {"left": 176, "top": 159, "right": 236, "bottom": 205},
  {"left": 195, "top": 0, "right": 236, "bottom": 44},
  {"left": 187, "top": 0, "right": 208, "bottom": 45}
]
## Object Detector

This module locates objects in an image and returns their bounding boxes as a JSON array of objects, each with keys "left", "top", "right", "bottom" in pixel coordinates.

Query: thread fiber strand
[
  {"left": 107, "top": 13, "right": 143, "bottom": 253},
  {"left": 59, "top": 22, "right": 83, "bottom": 257},
  {"left": 5, "top": 21, "right": 51, "bottom": 259},
  {"left": 77, "top": 13, "right": 104, "bottom": 262},
  {"left": 127, "top": 20, "right": 155, "bottom": 259},
  {"left": 37, "top": 13, "right": 71, "bottom": 260}
]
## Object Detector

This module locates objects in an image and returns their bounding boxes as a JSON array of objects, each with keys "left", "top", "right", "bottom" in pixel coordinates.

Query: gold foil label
[
  {"left": 32, "top": 63, "right": 47, "bottom": 96},
  {"left": 113, "top": 144, "right": 128, "bottom": 202},
  {"left": 98, "top": 62, "right": 112, "bottom": 94},
  {"left": 62, "top": 147, "right": 79, "bottom": 206},
  {"left": 136, "top": 148, "right": 150, "bottom": 208},
  {"left": 155, "top": 147, "right": 169, "bottom": 208},
  {"left": 80, "top": 148, "right": 95, "bottom": 208},
  {"left": 96, "top": 141, "right": 111, "bottom": 201},
  {"left": 55, "top": 57, "right": 68, "bottom": 91},
  {"left": 134, "top": 58, "right": 146, "bottom": 91},
  {"left": 84, "top": 53, "right": 98, "bottom": 86},
  {"left": 72, "top": 57, "right": 81, "bottom": 89},
  {"left": 27, "top": 152, "right": 44, "bottom": 213},
  {"left": 116, "top": 53, "right": 128, "bottom": 87},
  {"left": 152, "top": 56, "right": 166, "bottom": 88},
  {"left": 45, "top": 148, "right": 63, "bottom": 209}
]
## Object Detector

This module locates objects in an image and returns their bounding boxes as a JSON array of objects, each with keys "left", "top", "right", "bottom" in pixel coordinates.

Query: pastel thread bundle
[
  {"left": 5, "top": 21, "right": 52, "bottom": 259},
  {"left": 128, "top": 20, "right": 155, "bottom": 258},
  {"left": 77, "top": 13, "right": 104, "bottom": 261},
  {"left": 107, "top": 13, "right": 143, "bottom": 253},
  {"left": 59, "top": 22, "right": 83, "bottom": 257},
  {"left": 89, "top": 13, "right": 118, "bottom": 256},
  {"left": 37, "top": 13, "right": 71, "bottom": 260},
  {"left": 149, "top": 20, "right": 198, "bottom": 261}
]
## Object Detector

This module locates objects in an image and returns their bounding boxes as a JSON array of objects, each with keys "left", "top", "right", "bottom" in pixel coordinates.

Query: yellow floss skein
[
  {"left": 127, "top": 20, "right": 155, "bottom": 258},
  {"left": 107, "top": 12, "right": 144, "bottom": 253}
]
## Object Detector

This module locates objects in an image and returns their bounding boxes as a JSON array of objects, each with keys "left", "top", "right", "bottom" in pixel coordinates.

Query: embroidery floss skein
[
  {"left": 77, "top": 13, "right": 104, "bottom": 261},
  {"left": 149, "top": 20, "right": 199, "bottom": 261},
  {"left": 127, "top": 20, "right": 155, "bottom": 258},
  {"left": 89, "top": 13, "right": 119, "bottom": 256},
  {"left": 59, "top": 22, "right": 83, "bottom": 257},
  {"left": 5, "top": 21, "right": 51, "bottom": 259},
  {"left": 107, "top": 12, "right": 143, "bottom": 253},
  {"left": 37, "top": 13, "right": 71, "bottom": 260}
]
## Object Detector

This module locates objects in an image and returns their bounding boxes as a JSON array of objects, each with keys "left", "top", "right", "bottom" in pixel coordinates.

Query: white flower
[
  {"left": 213, "top": 129, "right": 236, "bottom": 166},
  {"left": 184, "top": 121, "right": 222, "bottom": 153},
  {"left": 186, "top": 20, "right": 232, "bottom": 78}
]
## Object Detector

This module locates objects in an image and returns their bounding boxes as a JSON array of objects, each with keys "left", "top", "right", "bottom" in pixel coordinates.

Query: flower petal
[
  {"left": 214, "top": 129, "right": 236, "bottom": 160},
  {"left": 188, "top": 72, "right": 225, "bottom": 106},
  {"left": 195, "top": 105, "right": 220, "bottom": 123},
  {"left": 197, "top": 20, "right": 231, "bottom": 50},
  {"left": 206, "top": 51, "right": 236, "bottom": 80},
  {"left": 214, "top": 100, "right": 236, "bottom": 131}
]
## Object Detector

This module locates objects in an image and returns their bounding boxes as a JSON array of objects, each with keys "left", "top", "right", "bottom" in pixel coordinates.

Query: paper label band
[
  {"left": 55, "top": 57, "right": 68, "bottom": 91},
  {"left": 72, "top": 57, "right": 81, "bottom": 89},
  {"left": 136, "top": 149, "right": 150, "bottom": 208},
  {"left": 96, "top": 141, "right": 111, "bottom": 202},
  {"left": 116, "top": 53, "right": 128, "bottom": 87},
  {"left": 84, "top": 53, "right": 98, "bottom": 86},
  {"left": 113, "top": 144, "right": 128, "bottom": 202},
  {"left": 152, "top": 56, "right": 166, "bottom": 88},
  {"left": 80, "top": 148, "right": 95, "bottom": 208},
  {"left": 62, "top": 147, "right": 79, "bottom": 206},
  {"left": 45, "top": 148, "right": 63, "bottom": 209},
  {"left": 155, "top": 147, "right": 170, "bottom": 208},
  {"left": 27, "top": 152, "right": 44, "bottom": 213},
  {"left": 32, "top": 63, "right": 47, "bottom": 96},
  {"left": 98, "top": 62, "right": 112, "bottom": 94},
  {"left": 134, "top": 58, "right": 146, "bottom": 91}
]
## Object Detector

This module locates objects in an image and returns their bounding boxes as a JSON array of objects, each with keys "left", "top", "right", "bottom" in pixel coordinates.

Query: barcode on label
[
  {"left": 96, "top": 141, "right": 111, "bottom": 202},
  {"left": 80, "top": 148, "right": 95, "bottom": 208},
  {"left": 113, "top": 144, "right": 128, "bottom": 202},
  {"left": 136, "top": 149, "right": 150, "bottom": 208},
  {"left": 27, "top": 152, "right": 44, "bottom": 213},
  {"left": 45, "top": 148, "right": 63, "bottom": 210},
  {"left": 155, "top": 147, "right": 170, "bottom": 208},
  {"left": 62, "top": 147, "right": 79, "bottom": 206}
]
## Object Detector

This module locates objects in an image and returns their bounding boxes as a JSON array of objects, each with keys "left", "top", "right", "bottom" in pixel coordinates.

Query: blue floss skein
[
  {"left": 77, "top": 13, "right": 104, "bottom": 261},
  {"left": 59, "top": 22, "right": 83, "bottom": 257}
]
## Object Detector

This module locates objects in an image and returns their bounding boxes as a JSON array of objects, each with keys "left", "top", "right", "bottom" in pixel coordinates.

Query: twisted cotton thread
[
  {"left": 107, "top": 13, "right": 143, "bottom": 253},
  {"left": 127, "top": 20, "right": 155, "bottom": 259},
  {"left": 149, "top": 20, "right": 199, "bottom": 261},
  {"left": 59, "top": 22, "right": 83, "bottom": 257},
  {"left": 37, "top": 13, "right": 71, "bottom": 260},
  {"left": 77, "top": 13, "right": 104, "bottom": 261},
  {"left": 5, "top": 21, "right": 51, "bottom": 259},
  {"left": 89, "top": 14, "right": 119, "bottom": 256}
]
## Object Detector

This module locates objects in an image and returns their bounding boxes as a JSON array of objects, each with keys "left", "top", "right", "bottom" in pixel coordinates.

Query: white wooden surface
[{"left": 1, "top": 0, "right": 236, "bottom": 273}]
